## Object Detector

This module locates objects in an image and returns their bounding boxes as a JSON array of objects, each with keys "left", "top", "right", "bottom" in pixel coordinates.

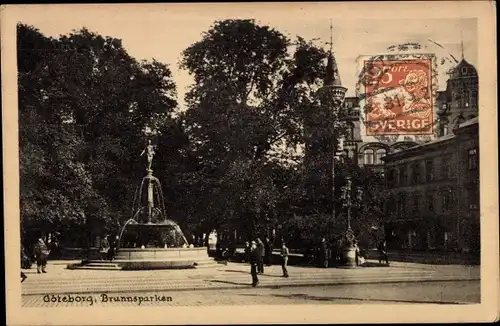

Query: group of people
[
  {"left": 99, "top": 235, "right": 119, "bottom": 261},
  {"left": 308, "top": 238, "right": 390, "bottom": 268},
  {"left": 243, "top": 238, "right": 289, "bottom": 287}
]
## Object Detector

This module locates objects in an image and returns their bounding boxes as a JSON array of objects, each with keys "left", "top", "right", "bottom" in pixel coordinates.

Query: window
[
  {"left": 399, "top": 166, "right": 407, "bottom": 186},
  {"left": 413, "top": 194, "right": 420, "bottom": 211},
  {"left": 398, "top": 193, "right": 406, "bottom": 215},
  {"left": 463, "top": 90, "right": 470, "bottom": 108},
  {"left": 412, "top": 162, "right": 421, "bottom": 184},
  {"left": 425, "top": 160, "right": 434, "bottom": 182},
  {"left": 375, "top": 149, "right": 386, "bottom": 165},
  {"left": 442, "top": 189, "right": 453, "bottom": 210},
  {"left": 363, "top": 149, "right": 374, "bottom": 165},
  {"left": 441, "top": 160, "right": 451, "bottom": 180},
  {"left": 468, "top": 148, "right": 478, "bottom": 170},
  {"left": 427, "top": 193, "right": 434, "bottom": 212}
]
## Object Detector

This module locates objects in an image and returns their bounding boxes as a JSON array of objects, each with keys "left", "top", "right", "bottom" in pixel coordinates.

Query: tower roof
[
  {"left": 449, "top": 59, "right": 478, "bottom": 79},
  {"left": 324, "top": 51, "right": 342, "bottom": 86}
]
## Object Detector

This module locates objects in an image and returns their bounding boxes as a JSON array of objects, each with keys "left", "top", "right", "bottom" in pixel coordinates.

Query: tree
[
  {"left": 179, "top": 19, "right": 344, "bottom": 239},
  {"left": 18, "top": 24, "right": 178, "bottom": 246}
]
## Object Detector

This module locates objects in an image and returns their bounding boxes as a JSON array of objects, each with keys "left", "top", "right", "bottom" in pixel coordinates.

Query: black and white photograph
[{"left": 2, "top": 2, "right": 498, "bottom": 325}]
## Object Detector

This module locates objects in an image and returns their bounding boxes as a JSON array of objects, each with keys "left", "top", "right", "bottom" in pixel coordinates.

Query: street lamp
[{"left": 340, "top": 176, "right": 363, "bottom": 267}]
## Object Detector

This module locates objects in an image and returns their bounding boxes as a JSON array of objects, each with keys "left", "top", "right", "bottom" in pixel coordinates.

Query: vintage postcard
[{"left": 2, "top": 2, "right": 498, "bottom": 325}]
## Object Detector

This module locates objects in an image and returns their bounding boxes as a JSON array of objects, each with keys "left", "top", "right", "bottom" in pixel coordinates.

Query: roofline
[
  {"left": 383, "top": 135, "right": 456, "bottom": 161},
  {"left": 383, "top": 118, "right": 478, "bottom": 162}
]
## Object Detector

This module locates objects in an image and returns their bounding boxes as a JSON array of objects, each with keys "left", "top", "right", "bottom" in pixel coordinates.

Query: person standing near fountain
[
  {"left": 249, "top": 241, "right": 259, "bottom": 287},
  {"left": 99, "top": 235, "right": 111, "bottom": 261}
]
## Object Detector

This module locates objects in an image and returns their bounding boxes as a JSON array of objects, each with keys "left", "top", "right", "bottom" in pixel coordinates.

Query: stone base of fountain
[
  {"left": 113, "top": 247, "right": 215, "bottom": 270},
  {"left": 68, "top": 247, "right": 217, "bottom": 270}
]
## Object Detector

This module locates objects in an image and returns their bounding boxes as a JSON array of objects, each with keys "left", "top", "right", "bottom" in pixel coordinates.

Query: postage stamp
[
  {"left": 356, "top": 53, "right": 438, "bottom": 142},
  {"left": 361, "top": 58, "right": 434, "bottom": 136}
]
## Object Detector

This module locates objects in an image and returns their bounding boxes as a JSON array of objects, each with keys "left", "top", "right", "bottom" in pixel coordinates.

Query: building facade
[{"left": 382, "top": 117, "right": 479, "bottom": 252}]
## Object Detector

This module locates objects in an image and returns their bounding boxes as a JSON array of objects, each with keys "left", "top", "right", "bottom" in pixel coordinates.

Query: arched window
[
  {"left": 363, "top": 149, "right": 374, "bottom": 165},
  {"left": 375, "top": 148, "right": 386, "bottom": 165}
]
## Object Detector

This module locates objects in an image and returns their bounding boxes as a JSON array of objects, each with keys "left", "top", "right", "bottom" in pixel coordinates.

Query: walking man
[
  {"left": 280, "top": 242, "right": 289, "bottom": 278},
  {"left": 34, "top": 237, "right": 49, "bottom": 274},
  {"left": 378, "top": 240, "right": 389, "bottom": 265},
  {"left": 256, "top": 238, "right": 265, "bottom": 274},
  {"left": 249, "top": 241, "right": 259, "bottom": 287}
]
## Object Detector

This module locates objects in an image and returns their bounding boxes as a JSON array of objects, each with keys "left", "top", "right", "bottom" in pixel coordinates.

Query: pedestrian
[
  {"left": 100, "top": 235, "right": 111, "bottom": 261},
  {"left": 354, "top": 240, "right": 360, "bottom": 266},
  {"left": 108, "top": 235, "right": 118, "bottom": 261},
  {"left": 244, "top": 241, "right": 251, "bottom": 263},
  {"left": 280, "top": 242, "right": 289, "bottom": 278},
  {"left": 256, "top": 238, "right": 265, "bottom": 274},
  {"left": 320, "top": 237, "right": 329, "bottom": 268},
  {"left": 21, "top": 244, "right": 32, "bottom": 269},
  {"left": 249, "top": 241, "right": 259, "bottom": 287},
  {"left": 264, "top": 237, "right": 273, "bottom": 266},
  {"left": 34, "top": 237, "right": 50, "bottom": 274},
  {"left": 378, "top": 240, "right": 389, "bottom": 265}
]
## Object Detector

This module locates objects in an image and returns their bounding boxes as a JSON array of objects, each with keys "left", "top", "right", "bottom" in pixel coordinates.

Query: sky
[{"left": 16, "top": 4, "right": 478, "bottom": 110}]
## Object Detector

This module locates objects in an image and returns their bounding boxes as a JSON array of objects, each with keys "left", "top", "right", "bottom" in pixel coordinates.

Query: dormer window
[{"left": 461, "top": 67, "right": 467, "bottom": 74}]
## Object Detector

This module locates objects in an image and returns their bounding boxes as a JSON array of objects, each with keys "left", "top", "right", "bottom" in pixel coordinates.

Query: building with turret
[
  {"left": 436, "top": 57, "right": 479, "bottom": 136},
  {"left": 381, "top": 55, "right": 479, "bottom": 253}
]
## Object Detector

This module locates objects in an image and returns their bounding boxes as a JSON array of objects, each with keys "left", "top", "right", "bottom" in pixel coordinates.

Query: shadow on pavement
[
  {"left": 239, "top": 293, "right": 469, "bottom": 305},
  {"left": 224, "top": 270, "right": 283, "bottom": 277},
  {"left": 360, "top": 262, "right": 391, "bottom": 267},
  {"left": 209, "top": 279, "right": 251, "bottom": 286}
]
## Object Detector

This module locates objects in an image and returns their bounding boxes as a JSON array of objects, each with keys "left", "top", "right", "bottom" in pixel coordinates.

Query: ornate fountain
[{"left": 71, "top": 137, "right": 214, "bottom": 270}]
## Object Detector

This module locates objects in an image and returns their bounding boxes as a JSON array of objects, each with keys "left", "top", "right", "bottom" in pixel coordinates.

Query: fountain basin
[{"left": 78, "top": 247, "right": 216, "bottom": 270}]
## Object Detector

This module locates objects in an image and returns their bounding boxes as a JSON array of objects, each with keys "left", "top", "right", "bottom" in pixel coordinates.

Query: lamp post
[{"left": 341, "top": 176, "right": 363, "bottom": 267}]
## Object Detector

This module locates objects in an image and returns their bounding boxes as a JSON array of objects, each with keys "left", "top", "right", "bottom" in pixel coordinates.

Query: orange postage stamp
[{"left": 362, "top": 58, "right": 434, "bottom": 136}]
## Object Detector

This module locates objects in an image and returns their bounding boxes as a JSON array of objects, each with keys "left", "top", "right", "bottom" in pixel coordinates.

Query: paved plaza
[{"left": 20, "top": 260, "right": 480, "bottom": 307}]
